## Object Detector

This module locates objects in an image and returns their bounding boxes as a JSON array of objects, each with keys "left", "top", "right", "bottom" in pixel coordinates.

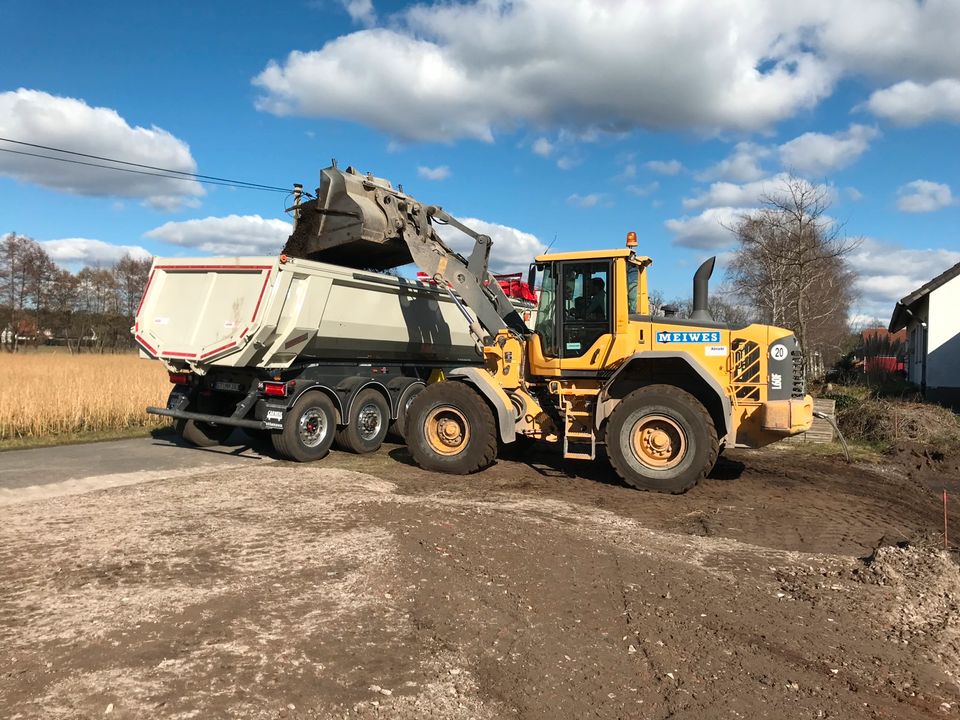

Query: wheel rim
[
  {"left": 357, "top": 402, "right": 383, "bottom": 441},
  {"left": 424, "top": 406, "right": 470, "bottom": 456},
  {"left": 630, "top": 414, "right": 686, "bottom": 470},
  {"left": 298, "top": 406, "right": 329, "bottom": 448}
]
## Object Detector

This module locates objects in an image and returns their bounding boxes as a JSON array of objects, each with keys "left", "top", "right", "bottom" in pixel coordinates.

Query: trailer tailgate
[{"left": 134, "top": 259, "right": 277, "bottom": 363}]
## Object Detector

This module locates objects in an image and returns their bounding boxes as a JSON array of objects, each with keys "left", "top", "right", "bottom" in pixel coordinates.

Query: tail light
[
  {"left": 261, "top": 380, "right": 295, "bottom": 397},
  {"left": 168, "top": 372, "right": 190, "bottom": 385}
]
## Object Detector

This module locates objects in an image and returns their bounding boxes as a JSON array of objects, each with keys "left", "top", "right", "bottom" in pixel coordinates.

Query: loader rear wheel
[
  {"left": 606, "top": 384, "right": 718, "bottom": 494},
  {"left": 272, "top": 391, "right": 337, "bottom": 462},
  {"left": 406, "top": 381, "right": 498, "bottom": 474},
  {"left": 335, "top": 388, "right": 389, "bottom": 454}
]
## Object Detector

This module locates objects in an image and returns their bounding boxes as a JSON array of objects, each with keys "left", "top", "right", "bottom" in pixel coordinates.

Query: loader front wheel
[
  {"left": 273, "top": 391, "right": 337, "bottom": 462},
  {"left": 606, "top": 384, "right": 717, "bottom": 494},
  {"left": 406, "top": 381, "right": 498, "bottom": 474}
]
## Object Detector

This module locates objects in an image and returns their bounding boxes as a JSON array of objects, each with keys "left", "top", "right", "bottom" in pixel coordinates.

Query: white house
[{"left": 889, "top": 260, "right": 960, "bottom": 409}]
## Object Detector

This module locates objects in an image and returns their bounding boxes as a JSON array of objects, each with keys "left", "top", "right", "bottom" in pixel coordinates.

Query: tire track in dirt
[{"left": 1, "top": 460, "right": 957, "bottom": 719}]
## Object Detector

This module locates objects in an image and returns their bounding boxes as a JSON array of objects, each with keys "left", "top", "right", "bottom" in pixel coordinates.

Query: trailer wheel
[
  {"left": 272, "top": 391, "right": 337, "bottom": 462},
  {"left": 175, "top": 418, "right": 233, "bottom": 447},
  {"left": 389, "top": 383, "right": 423, "bottom": 441},
  {"left": 335, "top": 388, "right": 390, "bottom": 454},
  {"left": 605, "top": 384, "right": 718, "bottom": 494},
  {"left": 406, "top": 381, "right": 498, "bottom": 474}
]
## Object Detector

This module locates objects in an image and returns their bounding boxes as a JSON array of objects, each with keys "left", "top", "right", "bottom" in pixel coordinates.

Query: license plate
[{"left": 214, "top": 381, "right": 242, "bottom": 392}]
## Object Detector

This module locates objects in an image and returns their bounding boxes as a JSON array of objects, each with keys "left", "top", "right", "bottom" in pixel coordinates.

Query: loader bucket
[{"left": 282, "top": 165, "right": 414, "bottom": 270}]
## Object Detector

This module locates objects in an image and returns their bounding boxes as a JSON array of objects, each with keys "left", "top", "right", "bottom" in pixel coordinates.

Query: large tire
[
  {"left": 389, "top": 383, "right": 424, "bottom": 441},
  {"left": 605, "top": 384, "right": 718, "bottom": 494},
  {"left": 272, "top": 390, "right": 337, "bottom": 462},
  {"left": 406, "top": 381, "right": 498, "bottom": 474},
  {"left": 335, "top": 388, "right": 390, "bottom": 454},
  {"left": 175, "top": 417, "right": 233, "bottom": 447}
]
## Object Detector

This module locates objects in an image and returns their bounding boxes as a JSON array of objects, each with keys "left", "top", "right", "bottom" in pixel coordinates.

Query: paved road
[{"left": 0, "top": 430, "right": 269, "bottom": 495}]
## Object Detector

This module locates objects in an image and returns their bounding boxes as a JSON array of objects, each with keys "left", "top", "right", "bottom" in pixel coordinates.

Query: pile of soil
[
  {"left": 855, "top": 542, "right": 960, "bottom": 692},
  {"left": 886, "top": 441, "right": 960, "bottom": 493},
  {"left": 838, "top": 397, "right": 960, "bottom": 447}
]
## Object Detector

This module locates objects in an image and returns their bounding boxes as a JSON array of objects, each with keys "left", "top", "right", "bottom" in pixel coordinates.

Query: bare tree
[
  {"left": 113, "top": 254, "right": 153, "bottom": 319},
  {"left": 727, "top": 177, "right": 859, "bottom": 373}
]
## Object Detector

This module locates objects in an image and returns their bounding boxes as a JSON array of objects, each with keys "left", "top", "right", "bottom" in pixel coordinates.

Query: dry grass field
[{"left": 0, "top": 352, "right": 170, "bottom": 445}]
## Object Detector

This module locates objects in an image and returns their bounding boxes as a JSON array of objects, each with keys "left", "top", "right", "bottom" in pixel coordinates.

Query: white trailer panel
[{"left": 134, "top": 256, "right": 482, "bottom": 371}]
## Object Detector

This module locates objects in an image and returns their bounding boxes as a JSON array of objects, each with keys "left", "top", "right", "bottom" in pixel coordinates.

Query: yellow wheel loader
[{"left": 284, "top": 164, "right": 814, "bottom": 493}]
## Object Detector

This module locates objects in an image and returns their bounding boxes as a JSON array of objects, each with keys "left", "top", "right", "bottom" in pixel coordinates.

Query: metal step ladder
[{"left": 560, "top": 387, "right": 599, "bottom": 461}]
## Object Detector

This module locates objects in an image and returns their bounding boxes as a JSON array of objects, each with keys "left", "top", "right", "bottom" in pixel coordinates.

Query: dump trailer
[
  {"left": 140, "top": 163, "right": 814, "bottom": 492},
  {"left": 137, "top": 256, "right": 487, "bottom": 457}
]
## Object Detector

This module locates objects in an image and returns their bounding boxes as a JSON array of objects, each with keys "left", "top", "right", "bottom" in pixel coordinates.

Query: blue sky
[{"left": 2, "top": 0, "right": 959, "bottom": 321}]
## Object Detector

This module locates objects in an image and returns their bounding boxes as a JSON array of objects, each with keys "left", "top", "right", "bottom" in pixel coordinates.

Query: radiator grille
[
  {"left": 792, "top": 349, "right": 806, "bottom": 398},
  {"left": 731, "top": 339, "right": 761, "bottom": 401}
]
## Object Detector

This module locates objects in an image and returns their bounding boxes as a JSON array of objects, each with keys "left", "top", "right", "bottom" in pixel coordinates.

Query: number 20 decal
[{"left": 769, "top": 344, "right": 788, "bottom": 361}]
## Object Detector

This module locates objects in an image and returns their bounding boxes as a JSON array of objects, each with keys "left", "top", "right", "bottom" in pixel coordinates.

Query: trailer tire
[
  {"left": 389, "top": 383, "right": 424, "bottom": 441},
  {"left": 406, "top": 381, "right": 498, "bottom": 475},
  {"left": 175, "top": 418, "right": 233, "bottom": 447},
  {"left": 605, "top": 384, "right": 718, "bottom": 494},
  {"left": 335, "top": 388, "right": 390, "bottom": 454},
  {"left": 272, "top": 391, "right": 337, "bottom": 462}
]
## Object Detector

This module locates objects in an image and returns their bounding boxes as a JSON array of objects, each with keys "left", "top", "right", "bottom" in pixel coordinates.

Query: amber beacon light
[{"left": 626, "top": 231, "right": 638, "bottom": 248}]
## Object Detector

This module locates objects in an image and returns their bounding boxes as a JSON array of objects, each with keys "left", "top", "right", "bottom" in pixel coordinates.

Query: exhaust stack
[{"left": 691, "top": 256, "right": 715, "bottom": 322}]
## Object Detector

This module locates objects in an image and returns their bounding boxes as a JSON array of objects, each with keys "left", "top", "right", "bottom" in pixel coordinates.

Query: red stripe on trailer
[
  {"left": 250, "top": 269, "right": 272, "bottom": 322},
  {"left": 163, "top": 351, "right": 197, "bottom": 358},
  {"left": 154, "top": 264, "right": 273, "bottom": 271},
  {"left": 135, "top": 270, "right": 156, "bottom": 316},
  {"left": 201, "top": 341, "right": 237, "bottom": 359},
  {"left": 284, "top": 332, "right": 308, "bottom": 349},
  {"left": 135, "top": 335, "right": 157, "bottom": 356}
]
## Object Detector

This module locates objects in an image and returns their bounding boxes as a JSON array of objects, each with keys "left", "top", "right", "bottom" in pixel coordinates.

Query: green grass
[{"left": 0, "top": 425, "right": 176, "bottom": 452}]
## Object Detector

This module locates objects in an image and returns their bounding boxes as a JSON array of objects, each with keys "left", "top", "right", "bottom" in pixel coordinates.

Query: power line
[
  {"left": 0, "top": 136, "right": 296, "bottom": 194},
  {"left": 0, "top": 147, "right": 293, "bottom": 194}
]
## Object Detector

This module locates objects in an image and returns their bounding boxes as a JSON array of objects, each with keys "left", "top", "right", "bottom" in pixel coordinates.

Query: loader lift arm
[{"left": 283, "top": 164, "right": 528, "bottom": 345}]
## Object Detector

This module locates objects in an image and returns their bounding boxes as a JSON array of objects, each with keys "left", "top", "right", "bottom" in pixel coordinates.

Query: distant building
[
  {"left": 889, "top": 260, "right": 960, "bottom": 408},
  {"left": 857, "top": 327, "right": 906, "bottom": 375}
]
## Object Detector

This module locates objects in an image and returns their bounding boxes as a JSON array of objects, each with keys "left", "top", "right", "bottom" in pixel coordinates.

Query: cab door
[{"left": 557, "top": 260, "right": 613, "bottom": 369}]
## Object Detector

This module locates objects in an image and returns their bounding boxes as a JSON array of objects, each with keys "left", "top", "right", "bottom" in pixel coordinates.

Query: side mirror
[{"left": 527, "top": 264, "right": 537, "bottom": 294}]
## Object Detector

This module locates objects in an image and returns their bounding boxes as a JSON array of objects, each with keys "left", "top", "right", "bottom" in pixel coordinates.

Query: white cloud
[
  {"left": 253, "top": 2, "right": 838, "bottom": 142},
  {"left": 566, "top": 193, "right": 606, "bottom": 208},
  {"left": 252, "top": 1, "right": 960, "bottom": 140},
  {"left": 626, "top": 182, "right": 659, "bottom": 197},
  {"left": 848, "top": 239, "right": 960, "bottom": 318},
  {"left": 40, "top": 238, "right": 152, "bottom": 268},
  {"left": 895, "top": 180, "right": 955, "bottom": 213},
  {"left": 145, "top": 215, "right": 292, "bottom": 255},
  {"left": 417, "top": 165, "right": 451, "bottom": 181},
  {"left": 683, "top": 173, "right": 828, "bottom": 210},
  {"left": 665, "top": 207, "right": 747, "bottom": 250},
  {"left": 645, "top": 159, "right": 683, "bottom": 176},
  {"left": 866, "top": 79, "right": 960, "bottom": 126},
  {"left": 531, "top": 137, "right": 554, "bottom": 157},
  {"left": 556, "top": 156, "right": 579, "bottom": 170},
  {"left": 812, "top": 1, "right": 960, "bottom": 83},
  {"left": 778, "top": 124, "right": 879, "bottom": 175},
  {"left": 0, "top": 89, "right": 203, "bottom": 210},
  {"left": 340, "top": 0, "right": 375, "bottom": 26},
  {"left": 696, "top": 142, "right": 771, "bottom": 183},
  {"left": 433, "top": 217, "right": 545, "bottom": 274},
  {"left": 845, "top": 186, "right": 864, "bottom": 202}
]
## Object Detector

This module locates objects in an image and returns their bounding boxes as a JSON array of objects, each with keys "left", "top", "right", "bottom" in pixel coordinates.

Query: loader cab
[{"left": 527, "top": 249, "right": 651, "bottom": 372}]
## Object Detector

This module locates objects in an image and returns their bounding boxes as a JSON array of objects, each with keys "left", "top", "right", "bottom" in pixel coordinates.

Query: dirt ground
[{"left": 2, "top": 441, "right": 959, "bottom": 719}]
